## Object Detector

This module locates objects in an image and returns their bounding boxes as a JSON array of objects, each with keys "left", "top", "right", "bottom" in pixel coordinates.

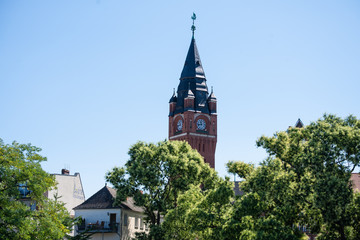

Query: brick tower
[{"left": 168, "top": 16, "right": 217, "bottom": 168}]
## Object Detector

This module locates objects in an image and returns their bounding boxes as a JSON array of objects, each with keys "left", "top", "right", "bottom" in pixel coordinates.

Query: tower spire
[
  {"left": 175, "top": 13, "right": 209, "bottom": 114},
  {"left": 168, "top": 15, "right": 217, "bottom": 169},
  {"left": 191, "top": 13, "right": 196, "bottom": 39}
]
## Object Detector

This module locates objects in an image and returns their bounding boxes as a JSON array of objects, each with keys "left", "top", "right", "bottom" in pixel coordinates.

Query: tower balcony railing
[
  {"left": 77, "top": 220, "right": 119, "bottom": 233},
  {"left": 196, "top": 129, "right": 208, "bottom": 134},
  {"left": 174, "top": 130, "right": 183, "bottom": 135}
]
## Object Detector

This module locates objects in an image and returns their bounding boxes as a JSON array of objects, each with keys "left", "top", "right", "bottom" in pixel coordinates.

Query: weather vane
[{"left": 191, "top": 12, "right": 196, "bottom": 38}]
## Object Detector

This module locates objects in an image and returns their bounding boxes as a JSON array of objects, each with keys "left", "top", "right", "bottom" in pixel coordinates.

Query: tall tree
[
  {"left": 106, "top": 140, "right": 217, "bottom": 239},
  {"left": 221, "top": 114, "right": 360, "bottom": 240},
  {"left": 157, "top": 114, "right": 360, "bottom": 239},
  {"left": 224, "top": 158, "right": 309, "bottom": 240},
  {"left": 162, "top": 178, "right": 234, "bottom": 240},
  {"left": 255, "top": 114, "right": 360, "bottom": 240},
  {"left": 0, "top": 139, "right": 75, "bottom": 239}
]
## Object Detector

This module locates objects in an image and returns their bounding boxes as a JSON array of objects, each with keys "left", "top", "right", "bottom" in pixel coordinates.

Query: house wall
[
  {"left": 75, "top": 208, "right": 121, "bottom": 227},
  {"left": 75, "top": 208, "right": 122, "bottom": 240},
  {"left": 48, "top": 172, "right": 85, "bottom": 216},
  {"left": 121, "top": 209, "right": 148, "bottom": 240},
  {"left": 85, "top": 233, "right": 120, "bottom": 240}
]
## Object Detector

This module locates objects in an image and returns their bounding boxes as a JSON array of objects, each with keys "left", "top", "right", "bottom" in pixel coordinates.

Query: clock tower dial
[
  {"left": 168, "top": 15, "right": 217, "bottom": 169},
  {"left": 177, "top": 119, "right": 183, "bottom": 131},
  {"left": 196, "top": 119, "right": 206, "bottom": 130}
]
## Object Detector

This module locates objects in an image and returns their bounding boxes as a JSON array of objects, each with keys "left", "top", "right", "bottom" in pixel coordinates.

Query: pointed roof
[
  {"left": 174, "top": 37, "right": 209, "bottom": 114},
  {"left": 169, "top": 89, "right": 177, "bottom": 103},
  {"left": 74, "top": 186, "right": 144, "bottom": 213},
  {"left": 295, "top": 118, "right": 304, "bottom": 128},
  {"left": 180, "top": 38, "right": 206, "bottom": 79},
  {"left": 208, "top": 86, "right": 216, "bottom": 101},
  {"left": 74, "top": 186, "right": 116, "bottom": 209}
]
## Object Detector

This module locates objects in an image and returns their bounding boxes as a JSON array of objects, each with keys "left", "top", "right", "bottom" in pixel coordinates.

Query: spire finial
[
  {"left": 211, "top": 86, "right": 213, "bottom": 93},
  {"left": 191, "top": 12, "right": 196, "bottom": 38},
  {"left": 173, "top": 88, "right": 175, "bottom": 94}
]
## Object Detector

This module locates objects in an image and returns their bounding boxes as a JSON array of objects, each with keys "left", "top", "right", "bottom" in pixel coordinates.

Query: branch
[{"left": 350, "top": 164, "right": 357, "bottom": 173}]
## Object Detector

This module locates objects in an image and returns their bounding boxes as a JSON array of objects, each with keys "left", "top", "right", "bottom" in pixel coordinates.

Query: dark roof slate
[
  {"left": 180, "top": 38, "right": 205, "bottom": 79},
  {"left": 173, "top": 37, "right": 210, "bottom": 114},
  {"left": 295, "top": 118, "right": 304, "bottom": 128},
  {"left": 208, "top": 89, "right": 216, "bottom": 101},
  {"left": 74, "top": 186, "right": 144, "bottom": 213},
  {"left": 169, "top": 91, "right": 177, "bottom": 103}
]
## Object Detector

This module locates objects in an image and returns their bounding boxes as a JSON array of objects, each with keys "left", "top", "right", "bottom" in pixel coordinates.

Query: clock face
[
  {"left": 197, "top": 119, "right": 206, "bottom": 130},
  {"left": 177, "top": 119, "right": 183, "bottom": 131}
]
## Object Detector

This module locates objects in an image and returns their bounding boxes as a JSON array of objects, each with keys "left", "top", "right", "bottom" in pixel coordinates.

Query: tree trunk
[
  {"left": 339, "top": 225, "right": 346, "bottom": 240},
  {"left": 157, "top": 211, "right": 160, "bottom": 225}
]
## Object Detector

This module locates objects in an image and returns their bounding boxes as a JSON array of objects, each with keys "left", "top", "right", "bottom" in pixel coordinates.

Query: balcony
[{"left": 77, "top": 220, "right": 119, "bottom": 233}]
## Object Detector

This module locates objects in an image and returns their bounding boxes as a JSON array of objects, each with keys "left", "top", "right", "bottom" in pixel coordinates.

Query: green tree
[
  {"left": 221, "top": 114, "right": 360, "bottom": 240},
  {"left": 162, "top": 178, "right": 234, "bottom": 240},
  {"left": 224, "top": 158, "right": 309, "bottom": 240},
  {"left": 106, "top": 140, "right": 217, "bottom": 239},
  {"left": 0, "top": 139, "right": 75, "bottom": 239},
  {"left": 254, "top": 114, "right": 360, "bottom": 240},
  {"left": 227, "top": 160, "right": 255, "bottom": 180}
]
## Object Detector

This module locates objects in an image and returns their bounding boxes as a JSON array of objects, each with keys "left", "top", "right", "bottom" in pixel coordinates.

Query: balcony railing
[{"left": 77, "top": 220, "right": 119, "bottom": 233}]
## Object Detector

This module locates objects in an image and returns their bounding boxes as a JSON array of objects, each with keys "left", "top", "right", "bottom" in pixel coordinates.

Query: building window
[
  {"left": 110, "top": 213, "right": 116, "bottom": 229},
  {"left": 135, "top": 217, "right": 139, "bottom": 229},
  {"left": 140, "top": 218, "right": 144, "bottom": 230},
  {"left": 124, "top": 214, "right": 128, "bottom": 226}
]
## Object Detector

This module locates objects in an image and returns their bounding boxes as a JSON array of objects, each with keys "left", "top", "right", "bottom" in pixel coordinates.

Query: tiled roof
[{"left": 74, "top": 186, "right": 144, "bottom": 213}]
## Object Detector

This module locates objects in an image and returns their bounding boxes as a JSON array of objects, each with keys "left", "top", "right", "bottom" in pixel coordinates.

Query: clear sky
[{"left": 1, "top": 0, "right": 359, "bottom": 198}]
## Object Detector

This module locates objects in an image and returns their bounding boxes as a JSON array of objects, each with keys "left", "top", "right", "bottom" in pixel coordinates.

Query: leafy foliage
[
  {"left": 0, "top": 139, "right": 75, "bottom": 239},
  {"left": 106, "top": 140, "right": 217, "bottom": 239},
  {"left": 227, "top": 160, "right": 255, "bottom": 179},
  {"left": 160, "top": 114, "right": 360, "bottom": 240},
  {"left": 252, "top": 114, "right": 360, "bottom": 240},
  {"left": 162, "top": 178, "right": 234, "bottom": 240},
  {"left": 106, "top": 114, "right": 360, "bottom": 239}
]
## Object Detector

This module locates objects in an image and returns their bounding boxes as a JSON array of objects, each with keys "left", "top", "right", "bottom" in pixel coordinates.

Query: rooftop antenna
[{"left": 191, "top": 12, "right": 196, "bottom": 38}]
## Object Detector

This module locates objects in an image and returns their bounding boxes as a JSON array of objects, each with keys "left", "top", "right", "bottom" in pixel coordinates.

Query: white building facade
[
  {"left": 74, "top": 186, "right": 148, "bottom": 240},
  {"left": 47, "top": 169, "right": 85, "bottom": 216}
]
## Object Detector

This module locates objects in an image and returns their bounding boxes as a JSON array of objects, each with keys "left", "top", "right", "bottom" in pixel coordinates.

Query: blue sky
[{"left": 1, "top": 0, "right": 359, "bottom": 198}]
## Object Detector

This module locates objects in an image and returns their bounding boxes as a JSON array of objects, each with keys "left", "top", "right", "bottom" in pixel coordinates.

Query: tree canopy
[
  {"left": 162, "top": 178, "right": 234, "bottom": 240},
  {"left": 0, "top": 139, "right": 75, "bottom": 239},
  {"left": 222, "top": 114, "right": 360, "bottom": 240},
  {"left": 159, "top": 114, "right": 360, "bottom": 240},
  {"left": 256, "top": 114, "right": 360, "bottom": 239},
  {"left": 106, "top": 140, "right": 217, "bottom": 239}
]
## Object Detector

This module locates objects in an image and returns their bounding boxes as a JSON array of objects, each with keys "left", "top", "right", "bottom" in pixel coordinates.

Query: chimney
[{"left": 61, "top": 169, "right": 70, "bottom": 175}]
